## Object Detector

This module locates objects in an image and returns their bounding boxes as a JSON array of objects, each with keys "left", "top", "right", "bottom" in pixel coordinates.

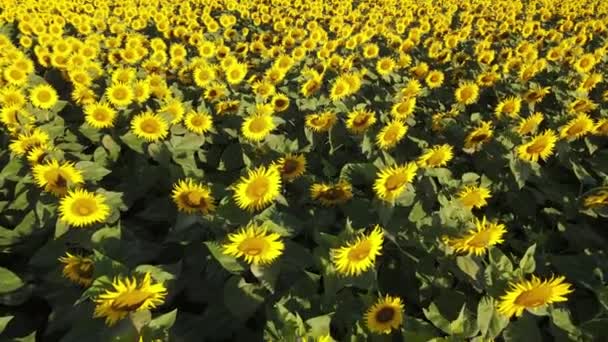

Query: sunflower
[
  {"left": 362, "top": 43, "right": 379, "bottom": 59},
  {"left": 310, "top": 180, "right": 353, "bottom": 206},
  {"left": 454, "top": 81, "right": 479, "bottom": 105},
  {"left": 222, "top": 223, "right": 285, "bottom": 265},
  {"left": 594, "top": 119, "right": 608, "bottom": 136},
  {"left": 390, "top": 98, "right": 416, "bottom": 120},
  {"left": 305, "top": 111, "right": 337, "bottom": 132},
  {"left": 497, "top": 275, "right": 573, "bottom": 318},
  {"left": 445, "top": 216, "right": 506, "bottom": 256},
  {"left": 583, "top": 190, "right": 608, "bottom": 208},
  {"left": 215, "top": 100, "right": 241, "bottom": 115},
  {"left": 252, "top": 80, "right": 276, "bottom": 99},
  {"left": 458, "top": 185, "right": 491, "bottom": 209},
  {"left": 375, "top": 121, "right": 408, "bottom": 150},
  {"left": 204, "top": 83, "right": 227, "bottom": 102},
  {"left": 400, "top": 79, "right": 422, "bottom": 98},
  {"left": 495, "top": 96, "right": 522, "bottom": 118},
  {"left": 84, "top": 102, "right": 117, "bottom": 129},
  {"left": 94, "top": 272, "right": 167, "bottom": 326},
  {"left": 0, "top": 86, "right": 26, "bottom": 108},
  {"left": 58, "top": 252, "right": 94, "bottom": 287},
  {"left": 193, "top": 65, "right": 216, "bottom": 87},
  {"left": 418, "top": 144, "right": 454, "bottom": 168},
  {"left": 133, "top": 80, "right": 151, "bottom": 103},
  {"left": 4, "top": 65, "right": 28, "bottom": 86},
  {"left": 573, "top": 53, "right": 597, "bottom": 73},
  {"left": 275, "top": 154, "right": 306, "bottom": 181},
  {"left": 425, "top": 70, "right": 445, "bottom": 89},
  {"left": 30, "top": 84, "right": 58, "bottom": 109},
  {"left": 329, "top": 77, "right": 350, "bottom": 101},
  {"left": 568, "top": 97, "right": 597, "bottom": 114},
  {"left": 233, "top": 165, "right": 282, "bottom": 212},
  {"left": 58, "top": 189, "right": 110, "bottom": 228},
  {"left": 106, "top": 82, "right": 133, "bottom": 107},
  {"left": 376, "top": 57, "right": 396, "bottom": 76},
  {"left": 131, "top": 112, "right": 169, "bottom": 142},
  {"left": 9, "top": 128, "right": 50, "bottom": 156},
  {"left": 184, "top": 111, "right": 213, "bottom": 134},
  {"left": 331, "top": 225, "right": 384, "bottom": 276},
  {"left": 171, "top": 178, "right": 216, "bottom": 215},
  {"left": 559, "top": 113, "right": 595, "bottom": 140},
  {"left": 516, "top": 112, "right": 544, "bottom": 136},
  {"left": 241, "top": 113, "right": 276, "bottom": 141},
  {"left": 373, "top": 163, "right": 418, "bottom": 203},
  {"left": 33, "top": 159, "right": 84, "bottom": 196},
  {"left": 517, "top": 130, "right": 557, "bottom": 163},
  {"left": 27, "top": 145, "right": 52, "bottom": 166},
  {"left": 346, "top": 109, "right": 376, "bottom": 134},
  {"left": 464, "top": 121, "right": 493, "bottom": 150},
  {"left": 365, "top": 295, "right": 404, "bottom": 334},
  {"left": 225, "top": 62, "right": 248, "bottom": 85}
]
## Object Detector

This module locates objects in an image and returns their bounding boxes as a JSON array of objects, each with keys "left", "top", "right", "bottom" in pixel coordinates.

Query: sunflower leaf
[
  {"left": 0, "top": 267, "right": 24, "bottom": 294},
  {"left": 204, "top": 242, "right": 245, "bottom": 274},
  {"left": 519, "top": 243, "right": 536, "bottom": 274}
]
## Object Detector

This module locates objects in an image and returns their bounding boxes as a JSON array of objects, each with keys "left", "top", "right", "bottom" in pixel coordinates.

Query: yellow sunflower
[
  {"left": 516, "top": 112, "right": 544, "bottom": 136},
  {"left": 454, "top": 82, "right": 480, "bottom": 105},
  {"left": 310, "top": 180, "right": 353, "bottom": 206},
  {"left": 495, "top": 96, "right": 522, "bottom": 119},
  {"left": 418, "top": 144, "right": 454, "bottom": 168},
  {"left": 233, "top": 165, "right": 282, "bottom": 212},
  {"left": 445, "top": 216, "right": 506, "bottom": 256},
  {"left": 425, "top": 70, "right": 445, "bottom": 89},
  {"left": 559, "top": 113, "right": 595, "bottom": 140},
  {"left": 9, "top": 128, "right": 50, "bottom": 156},
  {"left": 94, "top": 272, "right": 167, "bottom": 326},
  {"left": 305, "top": 111, "right": 337, "bottom": 132},
  {"left": 184, "top": 111, "right": 213, "bottom": 134},
  {"left": 30, "top": 84, "right": 58, "bottom": 109},
  {"left": 365, "top": 295, "right": 404, "bottom": 334},
  {"left": 517, "top": 130, "right": 557, "bottom": 163},
  {"left": 373, "top": 163, "right": 418, "bottom": 203},
  {"left": 583, "top": 190, "right": 608, "bottom": 208},
  {"left": 58, "top": 252, "right": 94, "bottom": 287},
  {"left": 390, "top": 98, "right": 416, "bottom": 120},
  {"left": 497, "top": 275, "right": 573, "bottom": 318},
  {"left": 275, "top": 154, "right": 306, "bottom": 181},
  {"left": 376, "top": 121, "right": 408, "bottom": 150},
  {"left": 346, "top": 109, "right": 376, "bottom": 134},
  {"left": 222, "top": 223, "right": 285, "bottom": 265},
  {"left": 84, "top": 102, "right": 117, "bottom": 129},
  {"left": 58, "top": 189, "right": 110, "bottom": 228},
  {"left": 464, "top": 121, "right": 493, "bottom": 150},
  {"left": 159, "top": 99, "right": 186, "bottom": 124},
  {"left": 271, "top": 93, "right": 290, "bottom": 113},
  {"left": 329, "top": 77, "right": 350, "bottom": 101},
  {"left": 131, "top": 112, "right": 169, "bottom": 142},
  {"left": 376, "top": 57, "right": 396, "bottom": 76},
  {"left": 33, "top": 159, "right": 84, "bottom": 196},
  {"left": 242, "top": 113, "right": 276, "bottom": 141},
  {"left": 401, "top": 79, "right": 422, "bottom": 98},
  {"left": 106, "top": 82, "right": 133, "bottom": 107},
  {"left": 458, "top": 185, "right": 492, "bottom": 209},
  {"left": 225, "top": 62, "right": 248, "bottom": 85},
  {"left": 332, "top": 226, "right": 384, "bottom": 276},
  {"left": 594, "top": 119, "right": 608, "bottom": 136},
  {"left": 171, "top": 178, "right": 216, "bottom": 215}
]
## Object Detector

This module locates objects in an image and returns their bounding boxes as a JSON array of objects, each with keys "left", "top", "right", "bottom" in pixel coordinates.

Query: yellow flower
[
  {"left": 233, "top": 165, "right": 282, "bottom": 212},
  {"left": 365, "top": 295, "right": 404, "bottom": 334},
  {"left": 9, "top": 128, "right": 50, "bottom": 156},
  {"left": 160, "top": 99, "right": 186, "bottom": 124},
  {"left": 458, "top": 185, "right": 491, "bottom": 209},
  {"left": 464, "top": 121, "right": 493, "bottom": 150},
  {"left": 445, "top": 216, "right": 506, "bottom": 256},
  {"left": 84, "top": 102, "right": 117, "bottom": 129},
  {"left": 497, "top": 275, "right": 573, "bottom": 318},
  {"left": 193, "top": 65, "right": 216, "bottom": 87},
  {"left": 4, "top": 65, "right": 28, "bottom": 86},
  {"left": 106, "top": 82, "right": 133, "bottom": 107},
  {"left": 329, "top": 77, "right": 350, "bottom": 101},
  {"left": 594, "top": 118, "right": 608, "bottom": 136},
  {"left": 425, "top": 70, "right": 445, "bottom": 89},
  {"left": 241, "top": 113, "right": 276, "bottom": 141},
  {"left": 583, "top": 190, "right": 608, "bottom": 208},
  {"left": 30, "top": 84, "right": 58, "bottom": 109},
  {"left": 376, "top": 57, "right": 396, "bottom": 76},
  {"left": 390, "top": 98, "right": 416, "bottom": 120},
  {"left": 559, "top": 113, "right": 595, "bottom": 140},
  {"left": 131, "top": 112, "right": 169, "bottom": 142},
  {"left": 58, "top": 252, "right": 94, "bottom": 287},
  {"left": 346, "top": 109, "right": 376, "bottom": 134},
  {"left": 310, "top": 180, "right": 353, "bottom": 206},
  {"left": 573, "top": 53, "right": 597, "bottom": 73},
  {"left": 332, "top": 226, "right": 384, "bottom": 276},
  {"left": 517, "top": 130, "right": 557, "bottom": 163},
  {"left": 184, "top": 111, "right": 213, "bottom": 134},
  {"left": 495, "top": 96, "right": 522, "bottom": 118},
  {"left": 305, "top": 111, "right": 337, "bottom": 132},
  {"left": 275, "top": 154, "right": 306, "bottom": 181},
  {"left": 133, "top": 79, "right": 151, "bottom": 103},
  {"left": 373, "top": 163, "right": 418, "bottom": 203},
  {"left": 271, "top": 93, "right": 290, "bottom": 113},
  {"left": 171, "top": 178, "right": 215, "bottom": 215},
  {"left": 58, "top": 189, "right": 110, "bottom": 228},
  {"left": 401, "top": 79, "right": 422, "bottom": 98},
  {"left": 568, "top": 96, "right": 597, "bottom": 114},
  {"left": 376, "top": 121, "right": 408, "bottom": 150},
  {"left": 252, "top": 80, "right": 276, "bottom": 99},
  {"left": 225, "top": 62, "right": 248, "bottom": 85},
  {"left": 33, "top": 159, "right": 84, "bottom": 196},
  {"left": 454, "top": 81, "right": 479, "bottom": 105},
  {"left": 418, "top": 144, "right": 454, "bottom": 168},
  {"left": 222, "top": 223, "right": 285, "bottom": 265},
  {"left": 94, "top": 272, "right": 167, "bottom": 326},
  {"left": 516, "top": 112, "right": 544, "bottom": 136}
]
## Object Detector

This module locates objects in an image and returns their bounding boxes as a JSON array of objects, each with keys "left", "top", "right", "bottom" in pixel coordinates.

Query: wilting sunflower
[
  {"left": 445, "top": 216, "right": 506, "bottom": 256},
  {"left": 454, "top": 81, "right": 480, "bottom": 105},
  {"left": 9, "top": 128, "right": 50, "bottom": 156},
  {"left": 225, "top": 62, "right": 248, "bottom": 84},
  {"left": 559, "top": 113, "right": 595, "bottom": 140},
  {"left": 418, "top": 144, "right": 454, "bottom": 168},
  {"left": 346, "top": 109, "right": 376, "bottom": 134},
  {"left": 310, "top": 180, "right": 353, "bottom": 206},
  {"left": 464, "top": 121, "right": 493, "bottom": 150},
  {"left": 58, "top": 252, "right": 94, "bottom": 287},
  {"left": 58, "top": 189, "right": 110, "bottom": 228},
  {"left": 497, "top": 275, "right": 573, "bottom": 318},
  {"left": 241, "top": 113, "right": 276, "bottom": 141},
  {"left": 458, "top": 185, "right": 492, "bottom": 209},
  {"left": 106, "top": 82, "right": 133, "bottom": 107},
  {"left": 376, "top": 121, "right": 408, "bottom": 150},
  {"left": 30, "top": 83, "right": 58, "bottom": 109},
  {"left": 84, "top": 102, "right": 117, "bottom": 129},
  {"left": 365, "top": 295, "right": 404, "bottom": 334},
  {"left": 517, "top": 130, "right": 557, "bottom": 163},
  {"left": 332, "top": 225, "right": 384, "bottom": 276},
  {"left": 171, "top": 178, "right": 215, "bottom": 215},
  {"left": 373, "top": 163, "right": 418, "bottom": 203},
  {"left": 275, "top": 154, "right": 306, "bottom": 181},
  {"left": 94, "top": 272, "right": 167, "bottom": 326},
  {"left": 233, "top": 165, "right": 282, "bottom": 212},
  {"left": 184, "top": 111, "right": 213, "bottom": 134},
  {"left": 222, "top": 223, "right": 285, "bottom": 265},
  {"left": 517, "top": 112, "right": 544, "bottom": 136},
  {"left": 305, "top": 111, "right": 337, "bottom": 132},
  {"left": 131, "top": 112, "right": 169, "bottom": 142},
  {"left": 495, "top": 96, "right": 522, "bottom": 119},
  {"left": 33, "top": 159, "right": 84, "bottom": 196}
]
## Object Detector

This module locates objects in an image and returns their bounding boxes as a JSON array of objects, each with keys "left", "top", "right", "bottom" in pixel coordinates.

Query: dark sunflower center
[
  {"left": 375, "top": 307, "right": 396, "bottom": 323},
  {"left": 75, "top": 262, "right": 94, "bottom": 279},
  {"left": 470, "top": 133, "right": 488, "bottom": 143},
  {"left": 323, "top": 188, "right": 344, "bottom": 200},
  {"left": 55, "top": 174, "right": 67, "bottom": 188},
  {"left": 282, "top": 160, "right": 298, "bottom": 174}
]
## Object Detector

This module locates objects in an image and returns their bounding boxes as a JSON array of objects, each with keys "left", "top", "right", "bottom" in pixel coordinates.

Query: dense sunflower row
[{"left": 0, "top": 0, "right": 607, "bottom": 340}]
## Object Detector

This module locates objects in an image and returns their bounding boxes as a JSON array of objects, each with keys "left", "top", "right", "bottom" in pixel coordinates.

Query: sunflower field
[{"left": 1, "top": 0, "right": 608, "bottom": 341}]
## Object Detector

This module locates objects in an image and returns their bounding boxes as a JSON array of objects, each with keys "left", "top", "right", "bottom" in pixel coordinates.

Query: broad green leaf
[
  {"left": 503, "top": 314, "right": 541, "bottom": 342},
  {"left": 0, "top": 267, "right": 24, "bottom": 294},
  {"left": 76, "top": 161, "right": 112, "bottom": 182},
  {"left": 456, "top": 255, "right": 480, "bottom": 280},
  {"left": 519, "top": 244, "right": 536, "bottom": 274},
  {"left": 204, "top": 242, "right": 245, "bottom": 274},
  {"left": 477, "top": 297, "right": 509, "bottom": 339},
  {"left": 223, "top": 276, "right": 265, "bottom": 320}
]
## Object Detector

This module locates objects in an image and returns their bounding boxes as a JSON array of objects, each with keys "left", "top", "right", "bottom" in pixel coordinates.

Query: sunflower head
[
  {"left": 332, "top": 225, "right": 384, "bottom": 276},
  {"left": 131, "top": 111, "right": 169, "bottom": 142},
  {"left": 84, "top": 102, "right": 117, "bottom": 129},
  {"left": 454, "top": 81, "right": 479, "bottom": 105},
  {"left": 184, "top": 111, "right": 213, "bottom": 134},
  {"left": 346, "top": 109, "right": 376, "bottom": 134},
  {"left": 233, "top": 165, "right": 282, "bottom": 212},
  {"left": 373, "top": 163, "right": 418, "bottom": 203},
  {"left": 464, "top": 121, "right": 493, "bottom": 150},
  {"left": 517, "top": 130, "right": 557, "bottom": 163},
  {"left": 30, "top": 83, "right": 58, "bottom": 109},
  {"left": 222, "top": 223, "right": 285, "bottom": 265},
  {"left": 241, "top": 113, "right": 276, "bottom": 141},
  {"left": 310, "top": 180, "right": 353, "bottom": 206},
  {"left": 445, "top": 216, "right": 506, "bottom": 256},
  {"left": 58, "top": 189, "right": 111, "bottom": 228},
  {"left": 559, "top": 113, "right": 595, "bottom": 140},
  {"left": 417, "top": 144, "right": 454, "bottom": 168},
  {"left": 33, "top": 159, "right": 84, "bottom": 196},
  {"left": 497, "top": 275, "right": 573, "bottom": 318},
  {"left": 458, "top": 185, "right": 492, "bottom": 209},
  {"left": 376, "top": 121, "right": 408, "bottom": 150},
  {"left": 365, "top": 295, "right": 404, "bottom": 334},
  {"left": 58, "top": 252, "right": 94, "bottom": 286},
  {"left": 171, "top": 178, "right": 216, "bottom": 215},
  {"left": 305, "top": 111, "right": 337, "bottom": 132},
  {"left": 275, "top": 154, "right": 306, "bottom": 181}
]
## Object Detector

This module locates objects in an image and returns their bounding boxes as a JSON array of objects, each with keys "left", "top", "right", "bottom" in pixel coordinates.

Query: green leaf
[
  {"left": 550, "top": 308, "right": 582, "bottom": 340},
  {"left": 509, "top": 157, "right": 531, "bottom": 189},
  {"left": 339, "top": 163, "right": 376, "bottom": 186},
  {"left": 423, "top": 303, "right": 452, "bottom": 334},
  {"left": 55, "top": 219, "right": 70, "bottom": 239},
  {"left": 102, "top": 135, "right": 121, "bottom": 161},
  {"left": 305, "top": 315, "right": 331, "bottom": 337},
  {"left": 456, "top": 255, "right": 480, "bottom": 280},
  {"left": 503, "top": 314, "right": 541, "bottom": 342},
  {"left": 0, "top": 267, "right": 24, "bottom": 294},
  {"left": 223, "top": 276, "right": 265, "bottom": 320},
  {"left": 0, "top": 315, "right": 14, "bottom": 334},
  {"left": 76, "top": 161, "right": 112, "bottom": 182},
  {"left": 134, "top": 264, "right": 176, "bottom": 283},
  {"left": 477, "top": 297, "right": 509, "bottom": 339},
  {"left": 204, "top": 242, "right": 245, "bottom": 274},
  {"left": 147, "top": 309, "right": 177, "bottom": 331},
  {"left": 519, "top": 244, "right": 536, "bottom": 274},
  {"left": 120, "top": 132, "right": 145, "bottom": 153}
]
